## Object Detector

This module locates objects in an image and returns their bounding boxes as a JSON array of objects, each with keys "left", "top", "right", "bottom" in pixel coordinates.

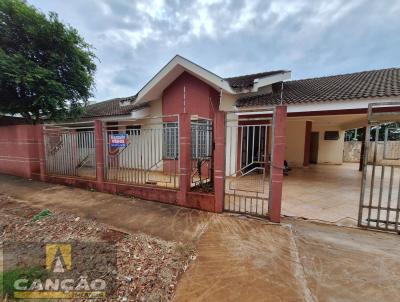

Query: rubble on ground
[{"left": 0, "top": 194, "right": 196, "bottom": 301}]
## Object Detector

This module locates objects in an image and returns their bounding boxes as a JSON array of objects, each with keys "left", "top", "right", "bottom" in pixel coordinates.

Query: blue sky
[{"left": 29, "top": 0, "right": 400, "bottom": 102}]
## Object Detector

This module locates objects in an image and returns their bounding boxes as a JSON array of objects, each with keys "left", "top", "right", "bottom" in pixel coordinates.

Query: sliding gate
[
  {"left": 359, "top": 102, "right": 400, "bottom": 233},
  {"left": 224, "top": 109, "right": 275, "bottom": 217}
]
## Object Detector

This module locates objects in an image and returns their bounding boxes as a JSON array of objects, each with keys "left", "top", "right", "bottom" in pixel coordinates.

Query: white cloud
[{"left": 28, "top": 0, "right": 400, "bottom": 101}]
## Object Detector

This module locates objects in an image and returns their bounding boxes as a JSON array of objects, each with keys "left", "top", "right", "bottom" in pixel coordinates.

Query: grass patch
[
  {"left": 31, "top": 209, "right": 52, "bottom": 222},
  {"left": 0, "top": 266, "right": 48, "bottom": 298}
]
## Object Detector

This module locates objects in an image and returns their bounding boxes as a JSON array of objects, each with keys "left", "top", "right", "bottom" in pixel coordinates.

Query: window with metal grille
[
  {"left": 163, "top": 123, "right": 178, "bottom": 159},
  {"left": 191, "top": 120, "right": 212, "bottom": 159},
  {"left": 126, "top": 125, "right": 141, "bottom": 135}
]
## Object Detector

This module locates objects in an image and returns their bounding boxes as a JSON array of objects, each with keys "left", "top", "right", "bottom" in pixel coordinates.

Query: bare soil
[{"left": 0, "top": 194, "right": 196, "bottom": 302}]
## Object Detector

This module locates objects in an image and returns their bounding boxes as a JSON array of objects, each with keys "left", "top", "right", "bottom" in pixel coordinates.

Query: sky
[{"left": 29, "top": 0, "right": 400, "bottom": 102}]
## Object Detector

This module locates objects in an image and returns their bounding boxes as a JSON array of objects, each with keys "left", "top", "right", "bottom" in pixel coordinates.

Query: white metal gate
[
  {"left": 43, "top": 123, "right": 96, "bottom": 178},
  {"left": 224, "top": 110, "right": 274, "bottom": 217},
  {"left": 359, "top": 102, "right": 400, "bottom": 233}
]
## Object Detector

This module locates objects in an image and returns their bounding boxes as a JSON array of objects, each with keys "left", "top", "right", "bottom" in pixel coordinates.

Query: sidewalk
[{"left": 0, "top": 174, "right": 211, "bottom": 243}]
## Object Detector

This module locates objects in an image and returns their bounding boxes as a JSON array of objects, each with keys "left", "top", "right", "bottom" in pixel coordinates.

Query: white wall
[
  {"left": 285, "top": 120, "right": 306, "bottom": 167},
  {"left": 312, "top": 124, "right": 345, "bottom": 165},
  {"left": 225, "top": 113, "right": 238, "bottom": 176}
]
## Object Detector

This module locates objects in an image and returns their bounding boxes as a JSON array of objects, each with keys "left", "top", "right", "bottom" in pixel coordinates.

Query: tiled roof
[
  {"left": 82, "top": 96, "right": 148, "bottom": 118},
  {"left": 225, "top": 71, "right": 287, "bottom": 91},
  {"left": 236, "top": 68, "right": 400, "bottom": 107}
]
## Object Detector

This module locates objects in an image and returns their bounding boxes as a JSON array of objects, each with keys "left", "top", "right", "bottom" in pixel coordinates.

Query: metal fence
[
  {"left": 190, "top": 118, "right": 213, "bottom": 189},
  {"left": 43, "top": 123, "right": 96, "bottom": 178},
  {"left": 103, "top": 115, "right": 180, "bottom": 189},
  {"left": 359, "top": 102, "right": 400, "bottom": 233},
  {"left": 224, "top": 116, "right": 272, "bottom": 217}
]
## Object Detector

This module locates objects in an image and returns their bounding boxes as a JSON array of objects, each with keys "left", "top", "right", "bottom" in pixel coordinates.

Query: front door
[{"left": 309, "top": 132, "right": 319, "bottom": 164}]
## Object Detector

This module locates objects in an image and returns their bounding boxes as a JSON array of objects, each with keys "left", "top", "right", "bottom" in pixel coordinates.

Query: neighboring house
[{"left": 82, "top": 55, "right": 400, "bottom": 168}]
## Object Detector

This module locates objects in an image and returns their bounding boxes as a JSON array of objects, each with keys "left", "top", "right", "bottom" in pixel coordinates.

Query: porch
[{"left": 282, "top": 163, "right": 361, "bottom": 225}]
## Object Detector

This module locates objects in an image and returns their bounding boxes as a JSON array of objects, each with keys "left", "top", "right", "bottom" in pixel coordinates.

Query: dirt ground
[
  {"left": 0, "top": 174, "right": 400, "bottom": 302},
  {"left": 0, "top": 194, "right": 195, "bottom": 301}
]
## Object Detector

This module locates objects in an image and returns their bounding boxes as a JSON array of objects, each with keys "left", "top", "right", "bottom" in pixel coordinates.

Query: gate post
[
  {"left": 36, "top": 124, "right": 46, "bottom": 182},
  {"left": 269, "top": 105, "right": 287, "bottom": 223},
  {"left": 177, "top": 113, "right": 191, "bottom": 206},
  {"left": 214, "top": 111, "right": 226, "bottom": 213},
  {"left": 95, "top": 120, "right": 105, "bottom": 191}
]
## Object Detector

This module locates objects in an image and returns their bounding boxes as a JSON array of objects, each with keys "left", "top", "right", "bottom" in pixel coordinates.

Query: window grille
[
  {"left": 191, "top": 120, "right": 212, "bottom": 159},
  {"left": 163, "top": 123, "right": 178, "bottom": 159}
]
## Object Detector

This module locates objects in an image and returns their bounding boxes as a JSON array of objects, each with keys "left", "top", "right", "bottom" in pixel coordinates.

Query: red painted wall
[
  {"left": 0, "top": 125, "right": 41, "bottom": 178},
  {"left": 162, "top": 71, "right": 220, "bottom": 175},
  {"left": 162, "top": 71, "right": 219, "bottom": 118}
]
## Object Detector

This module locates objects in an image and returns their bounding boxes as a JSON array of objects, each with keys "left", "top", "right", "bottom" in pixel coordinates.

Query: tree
[{"left": 0, "top": 0, "right": 96, "bottom": 122}]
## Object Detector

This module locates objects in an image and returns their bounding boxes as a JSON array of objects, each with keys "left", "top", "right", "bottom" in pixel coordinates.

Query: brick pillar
[
  {"left": 213, "top": 111, "right": 226, "bottom": 213},
  {"left": 177, "top": 113, "right": 191, "bottom": 206},
  {"left": 36, "top": 124, "right": 46, "bottom": 181},
  {"left": 303, "top": 121, "right": 312, "bottom": 166},
  {"left": 269, "top": 105, "right": 287, "bottom": 223},
  {"left": 95, "top": 120, "right": 105, "bottom": 191}
]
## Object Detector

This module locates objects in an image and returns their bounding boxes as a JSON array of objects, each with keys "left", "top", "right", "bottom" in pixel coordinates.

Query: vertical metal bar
[
  {"left": 395, "top": 168, "right": 400, "bottom": 233},
  {"left": 367, "top": 126, "right": 379, "bottom": 228},
  {"left": 246, "top": 126, "right": 249, "bottom": 166},
  {"left": 358, "top": 123, "right": 371, "bottom": 226},
  {"left": 252, "top": 125, "right": 255, "bottom": 164},
  {"left": 385, "top": 166, "right": 394, "bottom": 230},
  {"left": 258, "top": 125, "right": 261, "bottom": 161},
  {"left": 376, "top": 165, "right": 385, "bottom": 228}
]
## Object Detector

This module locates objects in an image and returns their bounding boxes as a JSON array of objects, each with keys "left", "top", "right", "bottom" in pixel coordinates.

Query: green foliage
[
  {"left": 31, "top": 208, "right": 52, "bottom": 222},
  {"left": 0, "top": 266, "right": 47, "bottom": 297},
  {"left": 0, "top": 0, "right": 96, "bottom": 122}
]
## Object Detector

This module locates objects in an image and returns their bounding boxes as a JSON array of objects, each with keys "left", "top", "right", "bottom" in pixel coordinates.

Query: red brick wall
[
  {"left": 162, "top": 71, "right": 219, "bottom": 118},
  {"left": 0, "top": 125, "right": 41, "bottom": 178}
]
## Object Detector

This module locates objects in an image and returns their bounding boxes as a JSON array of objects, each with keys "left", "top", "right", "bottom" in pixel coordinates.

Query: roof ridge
[
  {"left": 289, "top": 67, "right": 400, "bottom": 83},
  {"left": 224, "top": 70, "right": 287, "bottom": 80}
]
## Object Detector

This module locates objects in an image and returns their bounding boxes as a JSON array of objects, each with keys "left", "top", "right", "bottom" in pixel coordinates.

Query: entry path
[{"left": 174, "top": 215, "right": 309, "bottom": 302}]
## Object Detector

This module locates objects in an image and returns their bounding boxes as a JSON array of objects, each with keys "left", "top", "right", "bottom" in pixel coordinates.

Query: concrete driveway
[
  {"left": 282, "top": 163, "right": 362, "bottom": 226},
  {"left": 0, "top": 174, "right": 399, "bottom": 302}
]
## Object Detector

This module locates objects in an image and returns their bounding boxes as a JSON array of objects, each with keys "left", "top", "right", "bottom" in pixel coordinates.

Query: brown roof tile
[
  {"left": 236, "top": 68, "right": 400, "bottom": 107},
  {"left": 225, "top": 70, "right": 287, "bottom": 91},
  {"left": 82, "top": 96, "right": 148, "bottom": 118}
]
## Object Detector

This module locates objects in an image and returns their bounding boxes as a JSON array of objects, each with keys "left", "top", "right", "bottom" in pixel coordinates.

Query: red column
[
  {"left": 36, "top": 124, "right": 46, "bottom": 181},
  {"left": 177, "top": 113, "right": 191, "bottom": 206},
  {"left": 303, "top": 121, "right": 312, "bottom": 166},
  {"left": 269, "top": 105, "right": 287, "bottom": 223},
  {"left": 213, "top": 111, "right": 226, "bottom": 213},
  {"left": 95, "top": 120, "right": 105, "bottom": 191}
]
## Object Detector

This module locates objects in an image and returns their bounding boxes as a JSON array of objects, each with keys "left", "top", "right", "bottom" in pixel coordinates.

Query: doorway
[
  {"left": 309, "top": 132, "right": 319, "bottom": 164},
  {"left": 240, "top": 125, "right": 266, "bottom": 172}
]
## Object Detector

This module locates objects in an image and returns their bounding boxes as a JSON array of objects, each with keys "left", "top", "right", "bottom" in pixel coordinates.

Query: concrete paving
[
  {"left": 1, "top": 174, "right": 400, "bottom": 302},
  {"left": 282, "top": 163, "right": 362, "bottom": 226},
  {"left": 175, "top": 216, "right": 400, "bottom": 302}
]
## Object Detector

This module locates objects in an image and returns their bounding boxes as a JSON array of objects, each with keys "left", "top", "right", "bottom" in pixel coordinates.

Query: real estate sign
[{"left": 110, "top": 134, "right": 128, "bottom": 148}]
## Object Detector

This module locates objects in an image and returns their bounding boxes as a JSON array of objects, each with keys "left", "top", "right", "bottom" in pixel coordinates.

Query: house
[
  {"left": 39, "top": 55, "right": 400, "bottom": 227},
  {"left": 83, "top": 56, "right": 400, "bottom": 168}
]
